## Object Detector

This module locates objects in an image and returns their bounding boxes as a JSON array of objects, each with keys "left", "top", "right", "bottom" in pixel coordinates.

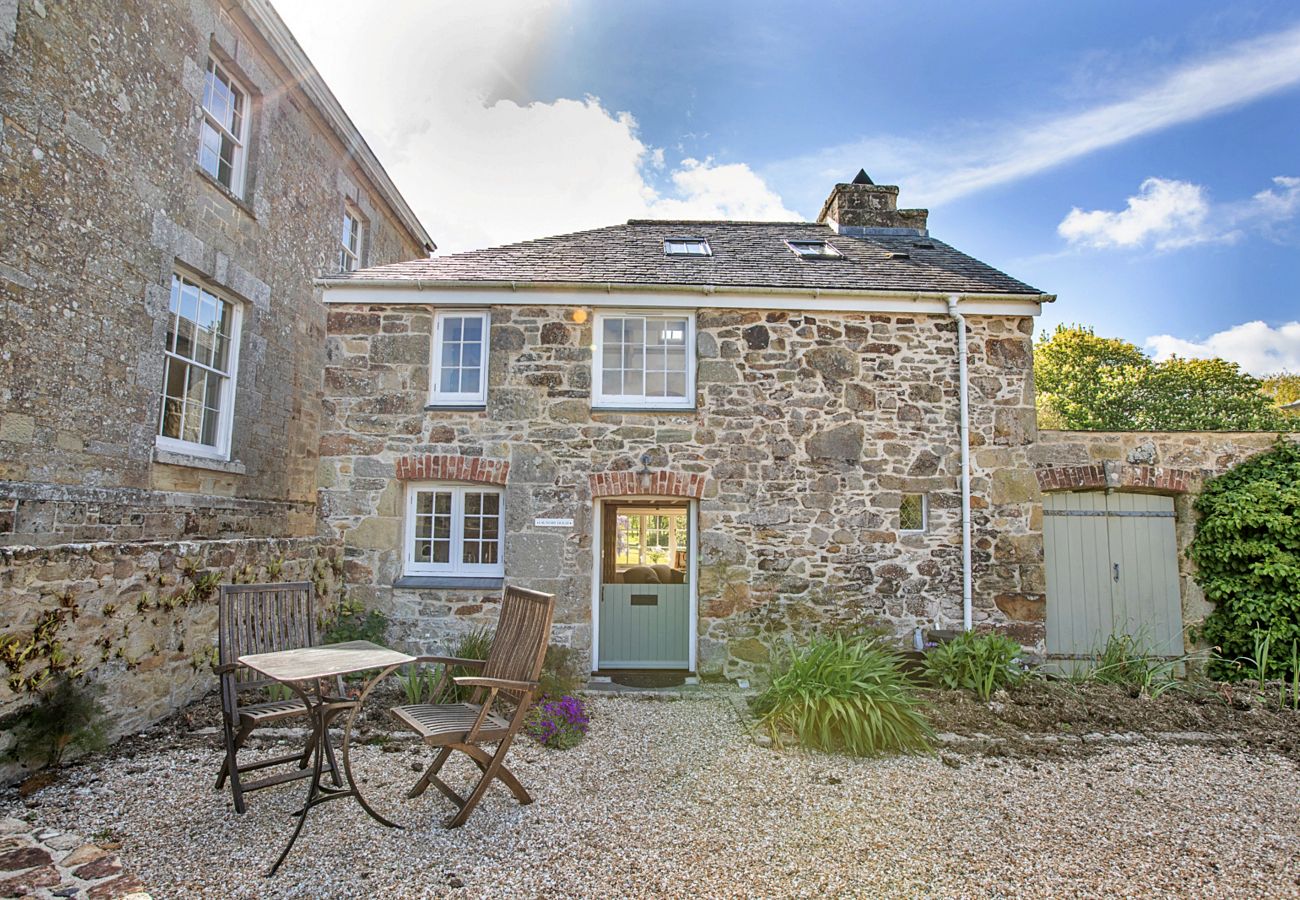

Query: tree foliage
[
  {"left": 1190, "top": 440, "right": 1300, "bottom": 680},
  {"left": 1034, "top": 325, "right": 1295, "bottom": 431},
  {"left": 1260, "top": 372, "right": 1300, "bottom": 410}
]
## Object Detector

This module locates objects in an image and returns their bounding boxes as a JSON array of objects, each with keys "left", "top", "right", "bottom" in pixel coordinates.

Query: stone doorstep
[{"left": 0, "top": 817, "right": 150, "bottom": 900}]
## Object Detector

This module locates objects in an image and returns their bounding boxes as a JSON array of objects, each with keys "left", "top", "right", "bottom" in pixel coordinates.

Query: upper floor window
[
  {"left": 430, "top": 310, "right": 490, "bottom": 406},
  {"left": 664, "top": 238, "right": 711, "bottom": 257},
  {"left": 786, "top": 240, "right": 842, "bottom": 260},
  {"left": 593, "top": 311, "right": 695, "bottom": 410},
  {"left": 405, "top": 484, "right": 504, "bottom": 577},
  {"left": 198, "top": 59, "right": 249, "bottom": 195},
  {"left": 157, "top": 273, "right": 242, "bottom": 459},
  {"left": 339, "top": 206, "right": 364, "bottom": 272}
]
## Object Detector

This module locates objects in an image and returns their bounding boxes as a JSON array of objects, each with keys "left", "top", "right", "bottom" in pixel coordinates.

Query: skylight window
[
  {"left": 664, "top": 238, "right": 711, "bottom": 257},
  {"left": 786, "top": 240, "right": 843, "bottom": 260}
]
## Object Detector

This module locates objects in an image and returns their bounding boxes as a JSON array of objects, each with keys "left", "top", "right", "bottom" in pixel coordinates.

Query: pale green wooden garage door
[{"left": 1044, "top": 492, "right": 1183, "bottom": 666}]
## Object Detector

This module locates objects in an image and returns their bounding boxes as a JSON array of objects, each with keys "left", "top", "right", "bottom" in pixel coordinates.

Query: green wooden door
[
  {"left": 1044, "top": 492, "right": 1182, "bottom": 669},
  {"left": 598, "top": 584, "right": 690, "bottom": 669}
]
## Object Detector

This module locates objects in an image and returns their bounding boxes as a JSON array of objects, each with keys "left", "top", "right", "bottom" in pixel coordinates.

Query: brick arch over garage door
[{"left": 1035, "top": 462, "right": 1199, "bottom": 494}]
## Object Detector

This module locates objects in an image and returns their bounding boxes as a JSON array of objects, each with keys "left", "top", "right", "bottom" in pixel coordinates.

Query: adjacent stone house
[
  {"left": 318, "top": 175, "right": 1053, "bottom": 678},
  {"left": 0, "top": 0, "right": 430, "bottom": 763}
]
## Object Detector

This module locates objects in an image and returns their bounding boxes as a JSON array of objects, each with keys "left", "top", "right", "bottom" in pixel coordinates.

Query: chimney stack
[{"left": 816, "top": 170, "right": 929, "bottom": 236}]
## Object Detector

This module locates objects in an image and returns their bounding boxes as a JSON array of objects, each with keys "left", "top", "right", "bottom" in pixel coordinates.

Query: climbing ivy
[{"left": 1190, "top": 440, "right": 1300, "bottom": 680}]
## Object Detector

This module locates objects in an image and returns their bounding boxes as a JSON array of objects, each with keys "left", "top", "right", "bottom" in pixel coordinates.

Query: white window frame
[
  {"left": 404, "top": 483, "right": 505, "bottom": 577},
  {"left": 592, "top": 310, "right": 696, "bottom": 410},
  {"left": 664, "top": 237, "right": 712, "bottom": 257},
  {"left": 429, "top": 309, "right": 491, "bottom": 406},
  {"left": 339, "top": 204, "right": 364, "bottom": 272},
  {"left": 899, "top": 493, "right": 928, "bottom": 534},
  {"left": 786, "top": 239, "right": 843, "bottom": 260},
  {"left": 155, "top": 273, "right": 244, "bottom": 461},
  {"left": 197, "top": 57, "right": 250, "bottom": 196}
]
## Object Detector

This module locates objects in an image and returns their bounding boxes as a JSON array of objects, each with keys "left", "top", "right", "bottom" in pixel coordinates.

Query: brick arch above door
[
  {"left": 589, "top": 470, "right": 707, "bottom": 500},
  {"left": 1035, "top": 461, "right": 1198, "bottom": 494},
  {"left": 394, "top": 453, "right": 509, "bottom": 485}
]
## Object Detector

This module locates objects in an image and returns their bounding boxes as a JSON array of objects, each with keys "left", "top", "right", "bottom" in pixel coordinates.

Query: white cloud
[
  {"left": 1057, "top": 175, "right": 1300, "bottom": 251},
  {"left": 768, "top": 22, "right": 1300, "bottom": 208},
  {"left": 1145, "top": 321, "right": 1300, "bottom": 375},
  {"left": 1058, "top": 178, "right": 1209, "bottom": 249},
  {"left": 274, "top": 0, "right": 795, "bottom": 252}
]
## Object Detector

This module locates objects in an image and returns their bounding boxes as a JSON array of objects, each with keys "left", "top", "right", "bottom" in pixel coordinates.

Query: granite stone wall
[
  {"left": 320, "top": 304, "right": 1043, "bottom": 678},
  {"left": 0, "top": 0, "right": 425, "bottom": 546},
  {"left": 0, "top": 535, "right": 342, "bottom": 785}
]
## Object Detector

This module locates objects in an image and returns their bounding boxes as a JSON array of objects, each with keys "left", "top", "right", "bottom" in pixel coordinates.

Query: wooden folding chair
[
  {"left": 213, "top": 582, "right": 341, "bottom": 814},
  {"left": 389, "top": 585, "right": 555, "bottom": 828}
]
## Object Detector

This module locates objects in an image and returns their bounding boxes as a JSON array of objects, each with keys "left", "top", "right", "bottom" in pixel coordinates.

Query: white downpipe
[{"left": 947, "top": 295, "right": 974, "bottom": 631}]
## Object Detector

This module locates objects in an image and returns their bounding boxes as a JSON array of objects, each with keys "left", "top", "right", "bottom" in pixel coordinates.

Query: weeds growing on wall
[
  {"left": 922, "top": 631, "right": 1024, "bottom": 701},
  {"left": 1189, "top": 439, "right": 1300, "bottom": 681},
  {"left": 755, "top": 634, "right": 932, "bottom": 756}
]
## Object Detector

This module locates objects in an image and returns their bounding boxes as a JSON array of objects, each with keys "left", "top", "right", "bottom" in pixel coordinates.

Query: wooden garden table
[{"left": 238, "top": 640, "right": 415, "bottom": 875}]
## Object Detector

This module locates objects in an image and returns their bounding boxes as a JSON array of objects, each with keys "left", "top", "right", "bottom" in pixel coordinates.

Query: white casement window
[
  {"left": 900, "top": 493, "right": 928, "bottom": 533},
  {"left": 156, "top": 273, "right": 242, "bottom": 459},
  {"left": 339, "top": 206, "right": 363, "bottom": 272},
  {"left": 198, "top": 58, "right": 249, "bottom": 194},
  {"left": 405, "top": 484, "right": 505, "bottom": 577},
  {"left": 593, "top": 311, "right": 695, "bottom": 409},
  {"left": 430, "top": 310, "right": 490, "bottom": 406}
]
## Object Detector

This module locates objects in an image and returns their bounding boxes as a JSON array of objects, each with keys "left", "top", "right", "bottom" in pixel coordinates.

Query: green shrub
[
  {"left": 754, "top": 634, "right": 932, "bottom": 756},
  {"left": 324, "top": 597, "right": 389, "bottom": 645},
  {"left": 1189, "top": 439, "right": 1300, "bottom": 681},
  {"left": 1088, "top": 633, "right": 1181, "bottom": 698},
  {"left": 538, "top": 645, "right": 584, "bottom": 698},
  {"left": 6, "top": 677, "right": 108, "bottom": 768},
  {"left": 922, "top": 630, "right": 1024, "bottom": 701},
  {"left": 435, "top": 626, "right": 495, "bottom": 703}
]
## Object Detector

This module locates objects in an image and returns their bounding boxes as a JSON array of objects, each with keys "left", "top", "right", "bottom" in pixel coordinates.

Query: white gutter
[{"left": 946, "top": 295, "right": 974, "bottom": 631}]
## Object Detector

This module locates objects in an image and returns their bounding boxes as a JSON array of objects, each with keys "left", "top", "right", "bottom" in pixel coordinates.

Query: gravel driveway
[{"left": 14, "top": 692, "right": 1300, "bottom": 899}]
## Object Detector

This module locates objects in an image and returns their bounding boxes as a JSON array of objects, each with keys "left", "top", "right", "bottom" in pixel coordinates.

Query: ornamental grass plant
[
  {"left": 921, "top": 630, "right": 1025, "bottom": 701},
  {"left": 754, "top": 634, "right": 932, "bottom": 756}
]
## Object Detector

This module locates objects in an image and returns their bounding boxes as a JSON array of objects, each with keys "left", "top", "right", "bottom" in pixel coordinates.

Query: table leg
[
  {"left": 267, "top": 688, "right": 326, "bottom": 876},
  {"left": 341, "top": 662, "right": 406, "bottom": 829}
]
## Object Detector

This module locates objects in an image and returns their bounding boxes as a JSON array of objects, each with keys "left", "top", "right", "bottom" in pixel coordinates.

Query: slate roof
[{"left": 325, "top": 220, "right": 1045, "bottom": 296}]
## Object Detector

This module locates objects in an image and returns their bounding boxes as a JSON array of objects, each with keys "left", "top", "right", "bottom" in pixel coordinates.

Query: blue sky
[{"left": 278, "top": 0, "right": 1300, "bottom": 374}]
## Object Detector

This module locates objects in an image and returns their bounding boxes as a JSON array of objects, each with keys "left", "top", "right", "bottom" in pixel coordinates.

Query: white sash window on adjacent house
[
  {"left": 593, "top": 311, "right": 695, "bottom": 409},
  {"left": 157, "top": 273, "right": 242, "bottom": 459},
  {"left": 198, "top": 58, "right": 248, "bottom": 195},
  {"left": 405, "top": 484, "right": 505, "bottom": 576},
  {"left": 430, "top": 310, "right": 490, "bottom": 406},
  {"left": 339, "top": 206, "right": 364, "bottom": 272}
]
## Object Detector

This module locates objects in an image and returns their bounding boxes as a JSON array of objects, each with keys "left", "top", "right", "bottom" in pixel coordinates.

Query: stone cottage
[
  {"left": 0, "top": 0, "right": 431, "bottom": 760},
  {"left": 318, "top": 174, "right": 1053, "bottom": 679}
]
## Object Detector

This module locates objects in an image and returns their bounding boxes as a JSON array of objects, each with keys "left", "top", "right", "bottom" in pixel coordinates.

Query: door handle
[{"left": 1113, "top": 563, "right": 1120, "bottom": 583}]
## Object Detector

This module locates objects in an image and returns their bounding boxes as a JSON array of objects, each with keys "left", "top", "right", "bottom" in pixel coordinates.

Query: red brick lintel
[
  {"left": 1035, "top": 462, "right": 1197, "bottom": 494},
  {"left": 395, "top": 454, "right": 509, "bottom": 485},
  {"left": 589, "top": 470, "right": 705, "bottom": 499}
]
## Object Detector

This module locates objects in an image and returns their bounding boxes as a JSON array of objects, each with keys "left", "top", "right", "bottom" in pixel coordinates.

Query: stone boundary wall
[
  {"left": 1031, "top": 430, "right": 1294, "bottom": 643},
  {"left": 0, "top": 481, "right": 316, "bottom": 548},
  {"left": 0, "top": 535, "right": 342, "bottom": 786}
]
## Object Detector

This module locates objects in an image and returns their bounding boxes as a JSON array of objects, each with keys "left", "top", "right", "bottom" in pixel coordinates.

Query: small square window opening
[{"left": 900, "top": 493, "right": 928, "bottom": 533}]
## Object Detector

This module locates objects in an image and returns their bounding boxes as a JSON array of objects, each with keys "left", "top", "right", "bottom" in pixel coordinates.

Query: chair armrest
[
  {"left": 452, "top": 676, "right": 538, "bottom": 692},
  {"left": 212, "top": 662, "right": 240, "bottom": 676},
  {"left": 415, "top": 656, "right": 486, "bottom": 670}
]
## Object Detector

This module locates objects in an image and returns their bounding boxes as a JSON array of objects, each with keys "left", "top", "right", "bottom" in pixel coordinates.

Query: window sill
[
  {"left": 153, "top": 446, "right": 246, "bottom": 475},
  {"left": 424, "top": 404, "right": 487, "bottom": 412},
  {"left": 193, "top": 166, "right": 256, "bottom": 220},
  {"left": 591, "top": 406, "right": 698, "bottom": 414},
  {"left": 393, "top": 576, "right": 504, "bottom": 590}
]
